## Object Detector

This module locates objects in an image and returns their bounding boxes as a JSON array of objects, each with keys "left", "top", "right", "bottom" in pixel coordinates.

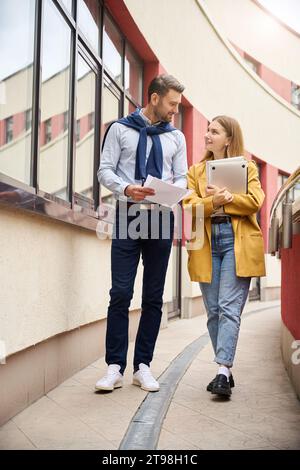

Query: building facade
[{"left": 1, "top": 0, "right": 300, "bottom": 425}]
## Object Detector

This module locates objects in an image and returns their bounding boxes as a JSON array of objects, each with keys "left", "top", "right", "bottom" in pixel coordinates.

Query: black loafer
[
  {"left": 207, "top": 374, "right": 235, "bottom": 392},
  {"left": 211, "top": 374, "right": 232, "bottom": 396}
]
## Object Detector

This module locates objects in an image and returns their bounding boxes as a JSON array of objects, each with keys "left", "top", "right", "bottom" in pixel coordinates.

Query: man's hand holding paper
[{"left": 143, "top": 175, "right": 192, "bottom": 208}]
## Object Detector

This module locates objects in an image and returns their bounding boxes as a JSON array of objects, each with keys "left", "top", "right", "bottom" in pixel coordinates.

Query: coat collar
[{"left": 195, "top": 159, "right": 212, "bottom": 197}]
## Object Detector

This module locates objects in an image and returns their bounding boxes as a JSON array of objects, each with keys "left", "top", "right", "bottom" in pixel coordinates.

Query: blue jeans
[
  {"left": 200, "top": 221, "right": 251, "bottom": 367},
  {"left": 106, "top": 205, "right": 174, "bottom": 374}
]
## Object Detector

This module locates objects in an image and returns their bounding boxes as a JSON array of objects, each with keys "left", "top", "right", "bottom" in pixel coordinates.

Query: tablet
[{"left": 206, "top": 156, "right": 248, "bottom": 194}]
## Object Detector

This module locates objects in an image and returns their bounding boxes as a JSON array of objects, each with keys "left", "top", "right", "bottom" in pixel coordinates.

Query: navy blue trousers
[{"left": 105, "top": 205, "right": 174, "bottom": 374}]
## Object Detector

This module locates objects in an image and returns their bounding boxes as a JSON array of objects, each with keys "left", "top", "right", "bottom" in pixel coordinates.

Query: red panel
[
  {"left": 281, "top": 234, "right": 300, "bottom": 340},
  {"left": 260, "top": 162, "right": 278, "bottom": 249},
  {"left": 40, "top": 121, "right": 45, "bottom": 146},
  {"left": 80, "top": 115, "right": 89, "bottom": 140},
  {"left": 51, "top": 114, "right": 64, "bottom": 140},
  {"left": 13, "top": 112, "right": 25, "bottom": 139},
  {"left": 181, "top": 106, "right": 208, "bottom": 245},
  {"left": 105, "top": 0, "right": 157, "bottom": 63},
  {"left": 231, "top": 42, "right": 245, "bottom": 58},
  {"left": 143, "top": 62, "right": 166, "bottom": 106},
  {"left": 183, "top": 106, "right": 207, "bottom": 167},
  {"left": 0, "top": 120, "right": 6, "bottom": 147},
  {"left": 260, "top": 64, "right": 291, "bottom": 102},
  {"left": 230, "top": 44, "right": 291, "bottom": 103}
]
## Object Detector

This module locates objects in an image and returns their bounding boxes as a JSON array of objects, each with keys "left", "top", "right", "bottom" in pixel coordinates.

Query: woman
[{"left": 183, "top": 115, "right": 266, "bottom": 397}]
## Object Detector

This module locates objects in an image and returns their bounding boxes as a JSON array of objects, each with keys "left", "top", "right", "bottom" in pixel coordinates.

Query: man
[{"left": 95, "top": 75, "right": 187, "bottom": 392}]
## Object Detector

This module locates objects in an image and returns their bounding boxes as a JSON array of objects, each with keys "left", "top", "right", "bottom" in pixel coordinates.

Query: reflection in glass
[
  {"left": 125, "top": 44, "right": 143, "bottom": 104},
  {"left": 74, "top": 55, "right": 96, "bottom": 201},
  {"left": 25, "top": 109, "right": 32, "bottom": 131},
  {"left": 78, "top": 0, "right": 100, "bottom": 52},
  {"left": 124, "top": 98, "right": 136, "bottom": 117},
  {"left": 102, "top": 78, "right": 120, "bottom": 134},
  {"left": 100, "top": 78, "right": 120, "bottom": 206},
  {"left": 173, "top": 104, "right": 183, "bottom": 130},
  {"left": 60, "top": 0, "right": 72, "bottom": 14},
  {"left": 244, "top": 55, "right": 259, "bottom": 74},
  {"left": 103, "top": 14, "right": 122, "bottom": 85},
  {"left": 39, "top": 0, "right": 71, "bottom": 201},
  {"left": 291, "top": 82, "right": 300, "bottom": 111},
  {"left": 5, "top": 117, "right": 14, "bottom": 144},
  {"left": 0, "top": 0, "right": 35, "bottom": 185}
]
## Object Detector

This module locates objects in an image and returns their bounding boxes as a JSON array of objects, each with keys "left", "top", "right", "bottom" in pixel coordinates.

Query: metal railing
[{"left": 269, "top": 166, "right": 300, "bottom": 256}]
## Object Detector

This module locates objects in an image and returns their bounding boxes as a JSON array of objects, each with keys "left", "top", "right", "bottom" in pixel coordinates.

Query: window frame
[
  {"left": 0, "top": 0, "right": 144, "bottom": 232},
  {"left": 291, "top": 82, "right": 300, "bottom": 111},
  {"left": 5, "top": 117, "right": 14, "bottom": 144}
]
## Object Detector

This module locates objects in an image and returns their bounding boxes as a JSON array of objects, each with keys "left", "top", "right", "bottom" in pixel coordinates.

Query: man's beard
[
  {"left": 154, "top": 104, "right": 173, "bottom": 122},
  {"left": 154, "top": 108, "right": 172, "bottom": 123}
]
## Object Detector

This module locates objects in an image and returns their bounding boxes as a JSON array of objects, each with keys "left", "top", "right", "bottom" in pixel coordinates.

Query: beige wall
[
  {"left": 41, "top": 69, "right": 70, "bottom": 122},
  {"left": 0, "top": 204, "right": 173, "bottom": 357},
  {"left": 204, "top": 0, "right": 300, "bottom": 84},
  {"left": 76, "top": 72, "right": 95, "bottom": 120},
  {"left": 39, "top": 134, "right": 68, "bottom": 194},
  {"left": 125, "top": 0, "right": 300, "bottom": 174},
  {"left": 0, "top": 67, "right": 33, "bottom": 119},
  {"left": 0, "top": 132, "right": 31, "bottom": 183}
]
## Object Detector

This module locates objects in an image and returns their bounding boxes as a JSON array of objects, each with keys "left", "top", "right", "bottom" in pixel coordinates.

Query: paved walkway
[{"left": 1, "top": 300, "right": 300, "bottom": 450}]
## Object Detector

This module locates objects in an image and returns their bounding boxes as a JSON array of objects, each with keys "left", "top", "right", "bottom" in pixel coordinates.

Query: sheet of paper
[{"left": 143, "top": 175, "right": 192, "bottom": 208}]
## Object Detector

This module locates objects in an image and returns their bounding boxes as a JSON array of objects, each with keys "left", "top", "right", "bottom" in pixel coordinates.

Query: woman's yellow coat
[{"left": 183, "top": 160, "right": 266, "bottom": 283}]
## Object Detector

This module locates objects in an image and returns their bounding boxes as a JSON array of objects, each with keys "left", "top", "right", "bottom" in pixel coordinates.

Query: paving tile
[
  {"left": 158, "top": 429, "right": 199, "bottom": 450},
  {"left": 47, "top": 381, "right": 136, "bottom": 442},
  {"left": 0, "top": 420, "right": 36, "bottom": 450},
  {"left": 159, "top": 304, "right": 300, "bottom": 450},
  {"left": 162, "top": 413, "right": 271, "bottom": 450},
  {"left": 12, "top": 396, "right": 116, "bottom": 450},
  {"left": 2, "top": 301, "right": 299, "bottom": 451}
]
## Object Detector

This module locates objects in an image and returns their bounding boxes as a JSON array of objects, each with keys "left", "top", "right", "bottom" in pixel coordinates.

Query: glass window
[
  {"left": 276, "top": 173, "right": 289, "bottom": 220},
  {"left": 74, "top": 54, "right": 96, "bottom": 201},
  {"left": 173, "top": 104, "right": 183, "bottom": 130},
  {"left": 101, "top": 78, "right": 121, "bottom": 205},
  {"left": 38, "top": 0, "right": 71, "bottom": 201},
  {"left": 60, "top": 0, "right": 72, "bottom": 14},
  {"left": 88, "top": 111, "right": 95, "bottom": 130},
  {"left": 277, "top": 173, "right": 289, "bottom": 192},
  {"left": 44, "top": 118, "right": 52, "bottom": 144},
  {"left": 291, "top": 82, "right": 300, "bottom": 111},
  {"left": 77, "top": 0, "right": 100, "bottom": 53},
  {"left": 5, "top": 117, "right": 14, "bottom": 144},
  {"left": 124, "top": 98, "right": 136, "bottom": 117},
  {"left": 102, "top": 77, "right": 120, "bottom": 133},
  {"left": 63, "top": 110, "right": 68, "bottom": 132},
  {"left": 125, "top": 44, "right": 143, "bottom": 104},
  {"left": 25, "top": 109, "right": 32, "bottom": 131},
  {"left": 0, "top": 0, "right": 35, "bottom": 185},
  {"left": 103, "top": 14, "right": 123, "bottom": 85},
  {"left": 76, "top": 119, "right": 80, "bottom": 142},
  {"left": 244, "top": 55, "right": 259, "bottom": 74}
]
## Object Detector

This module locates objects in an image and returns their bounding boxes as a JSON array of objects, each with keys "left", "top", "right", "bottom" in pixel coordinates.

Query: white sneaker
[
  {"left": 132, "top": 363, "right": 160, "bottom": 392},
  {"left": 95, "top": 364, "right": 123, "bottom": 391}
]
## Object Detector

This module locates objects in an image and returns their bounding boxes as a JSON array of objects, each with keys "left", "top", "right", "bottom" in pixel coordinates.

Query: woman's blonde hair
[{"left": 202, "top": 115, "right": 245, "bottom": 161}]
